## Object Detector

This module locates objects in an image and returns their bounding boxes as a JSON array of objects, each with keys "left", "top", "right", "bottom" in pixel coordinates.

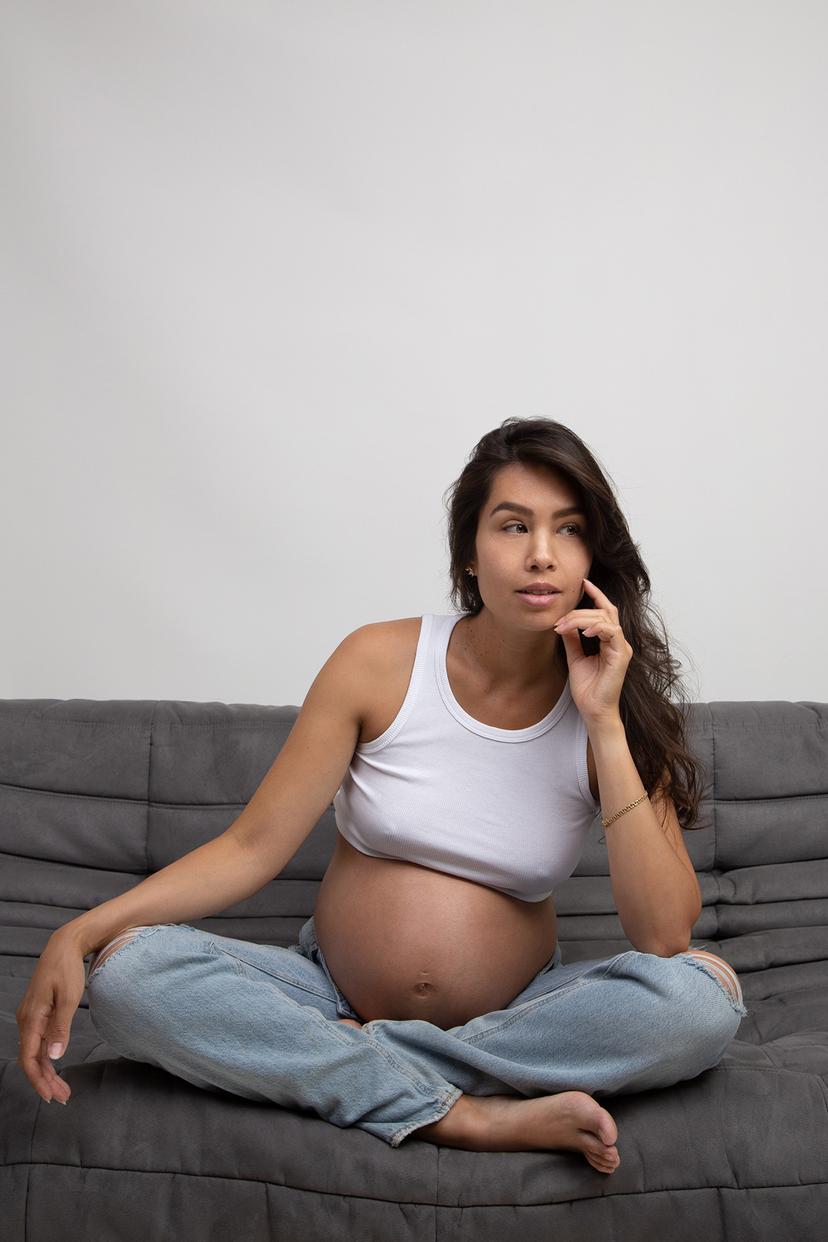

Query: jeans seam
[
  {"left": 209, "top": 945, "right": 336, "bottom": 1007},
  {"left": 457, "top": 950, "right": 650, "bottom": 1046},
  {"left": 460, "top": 959, "right": 632, "bottom": 1047},
  {"left": 361, "top": 1026, "right": 454, "bottom": 1096}
]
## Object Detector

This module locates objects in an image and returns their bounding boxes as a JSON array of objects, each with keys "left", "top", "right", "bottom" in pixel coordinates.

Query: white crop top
[{"left": 332, "top": 613, "right": 602, "bottom": 902}]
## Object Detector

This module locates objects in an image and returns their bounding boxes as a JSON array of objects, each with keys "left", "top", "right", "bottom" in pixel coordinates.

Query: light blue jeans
[{"left": 86, "top": 916, "right": 747, "bottom": 1148}]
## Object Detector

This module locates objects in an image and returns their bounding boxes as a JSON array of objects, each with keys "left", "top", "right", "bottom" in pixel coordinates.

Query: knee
[
  {"left": 669, "top": 948, "right": 747, "bottom": 1051},
  {"left": 679, "top": 949, "right": 744, "bottom": 1007},
  {"left": 87, "top": 924, "right": 171, "bottom": 1049},
  {"left": 87, "top": 925, "right": 161, "bottom": 990},
  {"left": 88, "top": 926, "right": 148, "bottom": 977},
  {"left": 87, "top": 924, "right": 175, "bottom": 1025}
]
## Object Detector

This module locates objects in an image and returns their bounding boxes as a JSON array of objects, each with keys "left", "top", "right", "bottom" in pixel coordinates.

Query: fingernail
[{"left": 48, "top": 1043, "right": 63, "bottom": 1059}]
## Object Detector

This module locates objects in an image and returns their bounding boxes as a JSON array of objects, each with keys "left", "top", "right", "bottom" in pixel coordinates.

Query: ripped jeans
[{"left": 86, "top": 918, "right": 747, "bottom": 1148}]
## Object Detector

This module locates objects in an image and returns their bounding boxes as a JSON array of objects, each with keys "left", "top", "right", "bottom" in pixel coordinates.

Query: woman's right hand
[{"left": 16, "top": 929, "right": 88, "bottom": 1104}]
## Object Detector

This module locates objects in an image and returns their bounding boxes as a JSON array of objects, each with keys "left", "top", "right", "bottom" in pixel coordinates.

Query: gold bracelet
[{"left": 600, "top": 792, "right": 649, "bottom": 832}]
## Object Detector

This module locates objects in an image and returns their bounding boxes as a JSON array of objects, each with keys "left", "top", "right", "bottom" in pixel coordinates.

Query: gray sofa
[{"left": 1, "top": 696, "right": 827, "bottom": 1241}]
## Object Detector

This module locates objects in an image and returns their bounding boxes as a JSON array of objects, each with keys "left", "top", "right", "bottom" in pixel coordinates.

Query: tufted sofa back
[{"left": 1, "top": 699, "right": 826, "bottom": 976}]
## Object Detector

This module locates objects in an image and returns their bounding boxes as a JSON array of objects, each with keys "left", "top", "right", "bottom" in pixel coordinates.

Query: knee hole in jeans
[
  {"left": 681, "top": 949, "right": 743, "bottom": 1005},
  {"left": 88, "top": 925, "right": 155, "bottom": 984}
]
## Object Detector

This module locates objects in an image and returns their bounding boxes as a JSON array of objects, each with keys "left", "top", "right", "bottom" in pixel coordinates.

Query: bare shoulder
[
  {"left": 345, "top": 616, "right": 423, "bottom": 692},
  {"left": 327, "top": 616, "right": 420, "bottom": 693},
  {"left": 346, "top": 617, "right": 423, "bottom": 744},
  {"left": 350, "top": 616, "right": 422, "bottom": 662},
  {"left": 228, "top": 623, "right": 424, "bottom": 868}
]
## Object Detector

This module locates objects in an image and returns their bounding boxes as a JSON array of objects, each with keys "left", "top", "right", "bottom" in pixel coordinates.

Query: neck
[{"left": 457, "top": 608, "right": 566, "bottom": 692}]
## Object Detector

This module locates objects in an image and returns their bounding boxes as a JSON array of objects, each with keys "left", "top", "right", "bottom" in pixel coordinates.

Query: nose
[{"left": 528, "top": 543, "right": 556, "bottom": 569}]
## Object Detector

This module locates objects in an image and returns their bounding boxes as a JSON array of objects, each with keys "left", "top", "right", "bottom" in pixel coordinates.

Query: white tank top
[{"left": 333, "top": 613, "right": 602, "bottom": 903}]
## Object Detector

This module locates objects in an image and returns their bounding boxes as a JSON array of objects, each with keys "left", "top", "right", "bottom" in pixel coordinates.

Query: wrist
[
  {"left": 585, "top": 714, "right": 626, "bottom": 744},
  {"left": 52, "top": 918, "right": 96, "bottom": 958}
]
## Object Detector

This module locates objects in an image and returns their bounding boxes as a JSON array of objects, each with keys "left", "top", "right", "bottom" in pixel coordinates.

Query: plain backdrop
[{"left": 1, "top": 1, "right": 824, "bottom": 708}]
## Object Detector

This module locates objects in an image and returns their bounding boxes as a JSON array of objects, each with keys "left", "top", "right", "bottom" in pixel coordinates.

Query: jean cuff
[{"left": 388, "top": 1085, "right": 465, "bottom": 1148}]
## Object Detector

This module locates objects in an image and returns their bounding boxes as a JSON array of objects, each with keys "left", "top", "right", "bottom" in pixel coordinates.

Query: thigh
[
  {"left": 88, "top": 920, "right": 349, "bottom": 1025},
  {"left": 368, "top": 947, "right": 727, "bottom": 1102},
  {"left": 505, "top": 947, "right": 637, "bottom": 1009},
  {"left": 207, "top": 924, "right": 355, "bottom": 1021}
]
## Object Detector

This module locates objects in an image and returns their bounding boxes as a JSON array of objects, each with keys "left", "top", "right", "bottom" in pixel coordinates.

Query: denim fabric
[{"left": 87, "top": 917, "right": 746, "bottom": 1149}]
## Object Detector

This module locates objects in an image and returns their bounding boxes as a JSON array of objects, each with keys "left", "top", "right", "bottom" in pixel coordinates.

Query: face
[{"left": 470, "top": 461, "right": 592, "bottom": 625}]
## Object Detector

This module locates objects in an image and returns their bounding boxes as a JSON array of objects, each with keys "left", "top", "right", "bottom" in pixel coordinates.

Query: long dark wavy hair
[{"left": 442, "top": 416, "right": 705, "bottom": 831}]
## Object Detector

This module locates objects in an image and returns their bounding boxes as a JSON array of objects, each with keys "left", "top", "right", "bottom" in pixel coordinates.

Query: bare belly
[{"left": 313, "top": 833, "right": 559, "bottom": 1029}]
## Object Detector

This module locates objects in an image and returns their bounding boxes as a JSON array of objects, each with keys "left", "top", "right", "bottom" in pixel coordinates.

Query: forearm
[
  {"left": 590, "top": 718, "right": 699, "bottom": 955},
  {"left": 56, "top": 829, "right": 271, "bottom": 958}
]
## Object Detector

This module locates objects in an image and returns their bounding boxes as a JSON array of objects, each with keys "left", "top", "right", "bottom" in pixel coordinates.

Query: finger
[
  {"left": 555, "top": 610, "right": 607, "bottom": 631},
  {"left": 582, "top": 577, "right": 619, "bottom": 617},
  {"left": 40, "top": 1019, "right": 72, "bottom": 1094},
  {"left": 37, "top": 1040, "right": 69, "bottom": 1102},
  {"left": 39, "top": 1043, "right": 70, "bottom": 1101},
  {"left": 555, "top": 621, "right": 587, "bottom": 653},
  {"left": 583, "top": 621, "right": 623, "bottom": 643},
  {"left": 19, "top": 1016, "right": 66, "bottom": 1102},
  {"left": 19, "top": 1023, "right": 57, "bottom": 1101}
]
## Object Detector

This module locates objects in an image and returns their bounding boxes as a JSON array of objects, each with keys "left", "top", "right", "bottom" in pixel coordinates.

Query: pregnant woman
[{"left": 17, "top": 416, "right": 746, "bottom": 1175}]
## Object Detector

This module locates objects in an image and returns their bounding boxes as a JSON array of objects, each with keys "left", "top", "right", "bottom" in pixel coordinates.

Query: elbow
[
  {"left": 627, "top": 931, "right": 694, "bottom": 957},
  {"left": 632, "top": 941, "right": 690, "bottom": 958},
  {"left": 656, "top": 920, "right": 698, "bottom": 956},
  {"left": 658, "top": 939, "right": 693, "bottom": 958},
  {"left": 622, "top": 896, "right": 701, "bottom": 958}
]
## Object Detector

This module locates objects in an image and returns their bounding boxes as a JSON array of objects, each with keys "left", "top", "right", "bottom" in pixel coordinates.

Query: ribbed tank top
[{"left": 333, "top": 613, "right": 602, "bottom": 903}]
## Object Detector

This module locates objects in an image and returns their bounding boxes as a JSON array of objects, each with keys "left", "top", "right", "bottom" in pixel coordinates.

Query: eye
[{"left": 502, "top": 521, "right": 584, "bottom": 536}]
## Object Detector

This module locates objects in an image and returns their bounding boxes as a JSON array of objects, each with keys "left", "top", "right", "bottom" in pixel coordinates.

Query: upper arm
[
  {"left": 228, "top": 626, "right": 373, "bottom": 878},
  {"left": 650, "top": 768, "right": 702, "bottom": 914}
]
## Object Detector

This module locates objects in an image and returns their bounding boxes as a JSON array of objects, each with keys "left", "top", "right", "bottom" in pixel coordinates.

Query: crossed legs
[
  {"left": 89, "top": 928, "right": 742, "bottom": 1174},
  {"left": 411, "top": 946, "right": 744, "bottom": 1168}
]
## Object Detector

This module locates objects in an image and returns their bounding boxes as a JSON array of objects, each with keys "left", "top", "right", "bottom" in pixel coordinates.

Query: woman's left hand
[{"left": 554, "top": 578, "right": 633, "bottom": 728}]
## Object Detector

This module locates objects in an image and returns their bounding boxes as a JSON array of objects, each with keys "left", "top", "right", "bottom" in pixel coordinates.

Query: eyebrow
[{"left": 488, "top": 502, "right": 586, "bottom": 519}]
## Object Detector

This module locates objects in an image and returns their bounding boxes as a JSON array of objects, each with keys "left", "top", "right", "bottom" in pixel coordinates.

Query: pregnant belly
[{"left": 312, "top": 834, "right": 558, "bottom": 1029}]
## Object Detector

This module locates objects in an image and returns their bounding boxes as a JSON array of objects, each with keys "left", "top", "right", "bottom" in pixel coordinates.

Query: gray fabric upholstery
[{"left": 1, "top": 696, "right": 827, "bottom": 1240}]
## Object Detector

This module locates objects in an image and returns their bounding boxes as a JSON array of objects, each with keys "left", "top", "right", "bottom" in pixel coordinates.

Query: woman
[{"left": 17, "top": 417, "right": 746, "bottom": 1175}]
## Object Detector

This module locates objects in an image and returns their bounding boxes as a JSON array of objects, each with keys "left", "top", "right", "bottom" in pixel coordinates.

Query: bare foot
[
  {"left": 419, "top": 1091, "right": 621, "bottom": 1174},
  {"left": 334, "top": 1020, "right": 619, "bottom": 1174}
]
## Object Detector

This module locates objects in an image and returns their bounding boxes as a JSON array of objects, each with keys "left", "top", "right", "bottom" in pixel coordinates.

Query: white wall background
[{"left": 2, "top": 0, "right": 824, "bottom": 708}]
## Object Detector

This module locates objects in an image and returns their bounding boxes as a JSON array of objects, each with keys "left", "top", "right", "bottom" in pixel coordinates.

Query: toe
[
  {"left": 585, "top": 1135, "right": 618, "bottom": 1162},
  {"left": 586, "top": 1151, "right": 619, "bottom": 1173}
]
